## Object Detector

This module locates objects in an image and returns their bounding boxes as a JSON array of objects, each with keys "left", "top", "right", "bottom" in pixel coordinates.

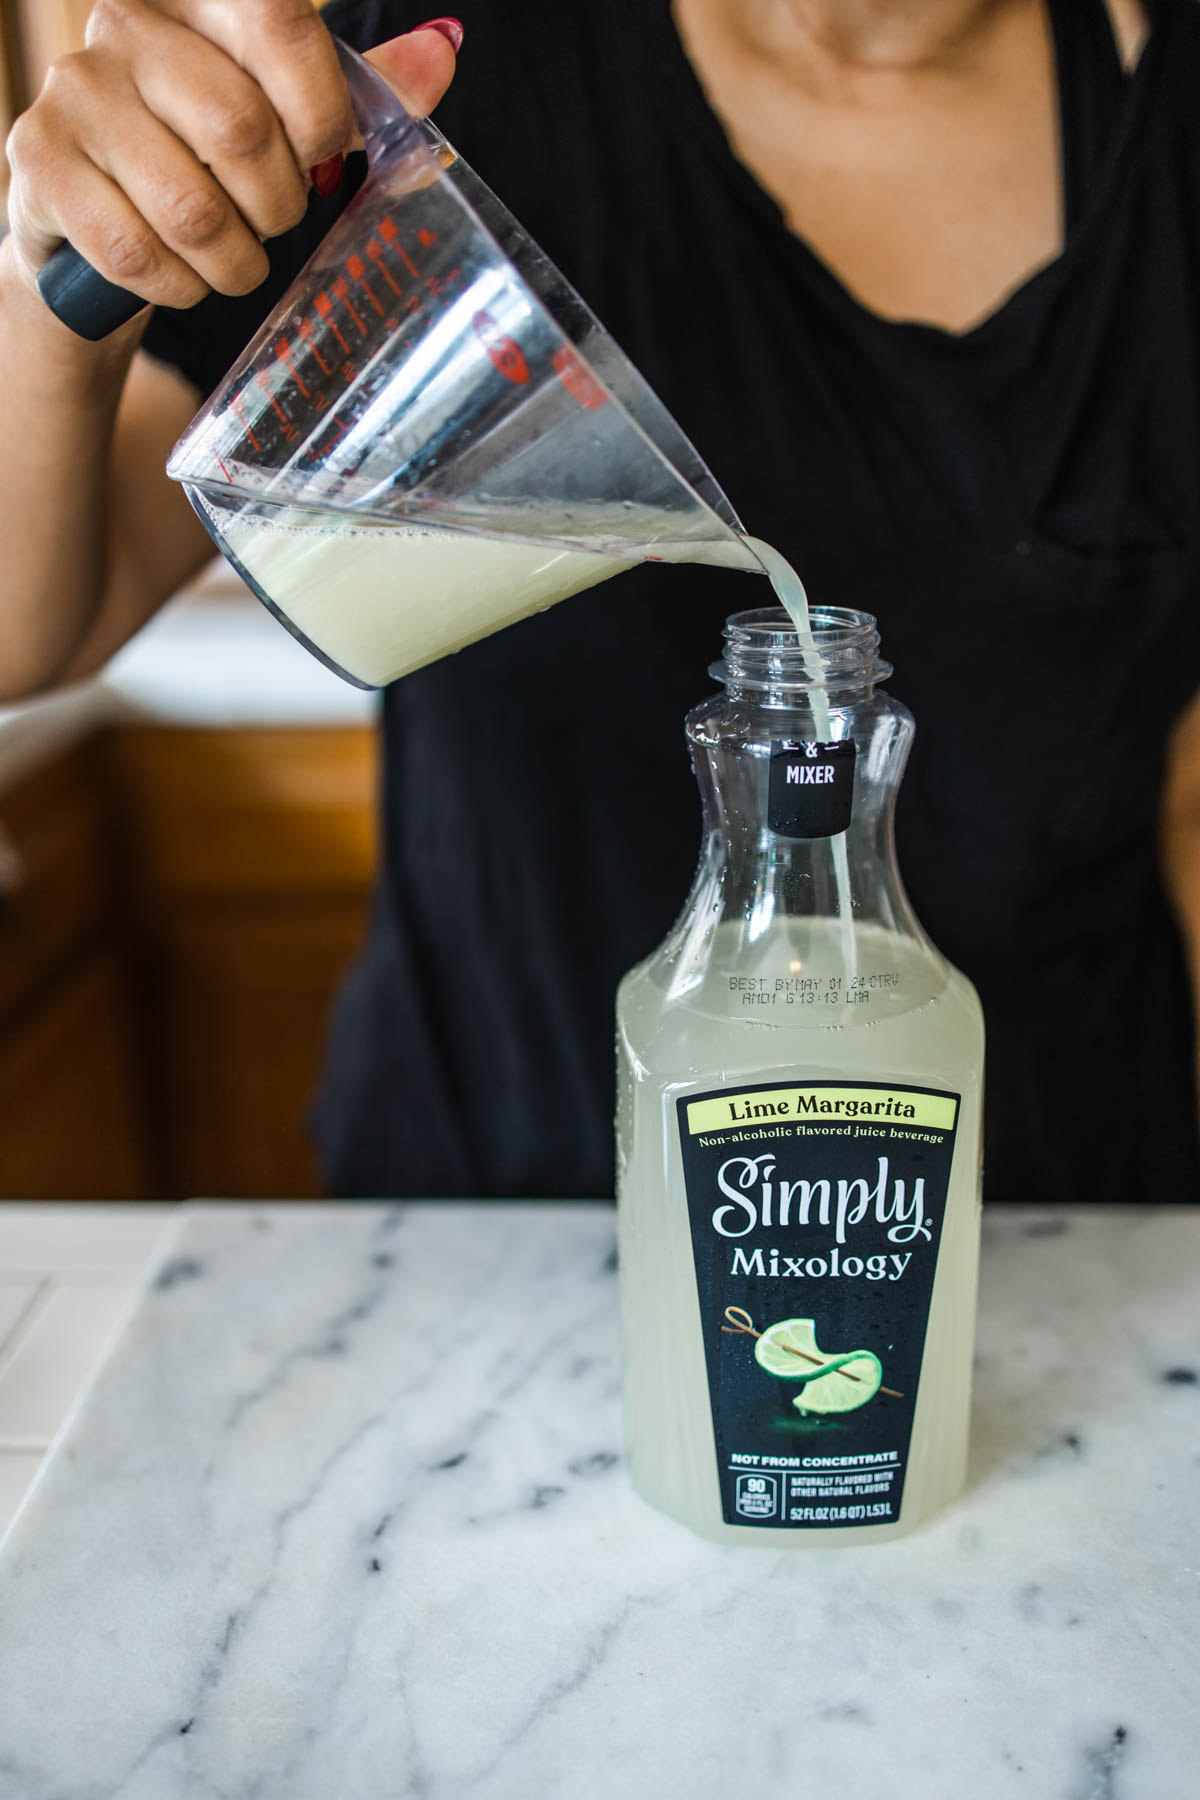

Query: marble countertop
[{"left": 0, "top": 1202, "right": 1195, "bottom": 1799}]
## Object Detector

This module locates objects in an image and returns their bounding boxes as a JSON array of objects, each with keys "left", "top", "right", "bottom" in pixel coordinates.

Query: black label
[
  {"left": 768, "top": 740, "right": 856, "bottom": 838},
  {"left": 677, "top": 1077, "right": 959, "bottom": 1530}
]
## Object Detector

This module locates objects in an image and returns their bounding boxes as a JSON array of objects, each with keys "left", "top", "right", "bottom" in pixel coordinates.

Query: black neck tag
[{"left": 768, "top": 740, "right": 856, "bottom": 838}]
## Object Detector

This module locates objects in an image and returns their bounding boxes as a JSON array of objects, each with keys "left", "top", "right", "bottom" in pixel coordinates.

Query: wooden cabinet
[
  {"left": 132, "top": 905, "right": 368, "bottom": 1199},
  {"left": 0, "top": 742, "right": 149, "bottom": 1197},
  {"left": 0, "top": 725, "right": 377, "bottom": 1200},
  {"left": 0, "top": 744, "right": 111, "bottom": 1022},
  {"left": 108, "top": 726, "right": 377, "bottom": 1199},
  {"left": 104, "top": 727, "right": 376, "bottom": 899},
  {"left": 0, "top": 950, "right": 149, "bottom": 1199}
]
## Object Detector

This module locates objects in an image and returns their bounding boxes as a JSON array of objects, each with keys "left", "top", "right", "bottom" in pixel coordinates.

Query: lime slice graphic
[{"left": 753, "top": 1317, "right": 883, "bottom": 1414}]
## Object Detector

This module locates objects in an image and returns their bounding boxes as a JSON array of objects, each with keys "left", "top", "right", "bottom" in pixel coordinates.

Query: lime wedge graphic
[{"left": 753, "top": 1317, "right": 883, "bottom": 1414}]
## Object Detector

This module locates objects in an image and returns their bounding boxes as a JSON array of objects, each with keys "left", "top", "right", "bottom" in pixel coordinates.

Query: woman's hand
[{"left": 5, "top": 0, "right": 460, "bottom": 316}]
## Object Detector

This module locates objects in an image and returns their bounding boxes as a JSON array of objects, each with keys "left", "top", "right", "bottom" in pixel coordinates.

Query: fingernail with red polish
[
  {"left": 414, "top": 17, "right": 464, "bottom": 53},
  {"left": 309, "top": 154, "right": 344, "bottom": 198}
]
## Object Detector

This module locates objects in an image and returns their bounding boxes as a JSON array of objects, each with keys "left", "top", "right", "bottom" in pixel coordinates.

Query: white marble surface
[
  {"left": 0, "top": 1206, "right": 175, "bottom": 1518},
  {"left": 0, "top": 1202, "right": 1196, "bottom": 1799}
]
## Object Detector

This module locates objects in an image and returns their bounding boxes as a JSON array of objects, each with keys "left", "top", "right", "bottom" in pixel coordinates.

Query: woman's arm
[
  {"left": 1161, "top": 683, "right": 1200, "bottom": 1097},
  {"left": 0, "top": 2, "right": 457, "bottom": 700},
  {"left": 0, "top": 259, "right": 211, "bottom": 697}
]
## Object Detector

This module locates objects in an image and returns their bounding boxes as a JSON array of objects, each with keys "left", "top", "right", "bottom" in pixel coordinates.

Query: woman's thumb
[{"left": 364, "top": 19, "right": 462, "bottom": 118}]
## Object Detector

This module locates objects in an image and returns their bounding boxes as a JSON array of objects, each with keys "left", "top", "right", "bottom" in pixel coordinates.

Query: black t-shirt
[{"left": 143, "top": 0, "right": 1200, "bottom": 1202}]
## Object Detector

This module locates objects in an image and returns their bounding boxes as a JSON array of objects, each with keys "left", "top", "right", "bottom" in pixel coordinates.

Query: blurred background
[
  {"left": 0, "top": 0, "right": 377, "bottom": 1202},
  {"left": 0, "top": 2, "right": 87, "bottom": 161}
]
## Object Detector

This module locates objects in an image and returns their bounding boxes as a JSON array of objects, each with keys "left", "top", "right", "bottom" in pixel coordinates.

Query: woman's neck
[
  {"left": 722, "top": 0, "right": 1014, "bottom": 76},
  {"left": 672, "top": 0, "right": 1062, "bottom": 330},
  {"left": 724, "top": 0, "right": 1146, "bottom": 75}
]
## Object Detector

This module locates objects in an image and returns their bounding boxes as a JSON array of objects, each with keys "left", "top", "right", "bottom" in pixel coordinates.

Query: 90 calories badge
[{"left": 768, "top": 739, "right": 856, "bottom": 839}]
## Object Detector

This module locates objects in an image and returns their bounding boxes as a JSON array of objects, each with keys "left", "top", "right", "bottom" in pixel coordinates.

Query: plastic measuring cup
[{"left": 165, "top": 38, "right": 757, "bottom": 689}]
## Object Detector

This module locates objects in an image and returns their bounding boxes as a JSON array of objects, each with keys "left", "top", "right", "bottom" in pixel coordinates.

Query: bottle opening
[{"left": 711, "top": 606, "right": 892, "bottom": 697}]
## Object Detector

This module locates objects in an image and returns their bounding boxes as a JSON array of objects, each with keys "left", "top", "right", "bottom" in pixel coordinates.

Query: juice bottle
[{"left": 616, "top": 604, "right": 984, "bottom": 1544}]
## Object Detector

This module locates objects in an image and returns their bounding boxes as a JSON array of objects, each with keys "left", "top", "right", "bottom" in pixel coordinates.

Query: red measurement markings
[
  {"left": 472, "top": 310, "right": 530, "bottom": 384},
  {"left": 256, "top": 369, "right": 290, "bottom": 425},
  {"left": 417, "top": 227, "right": 437, "bottom": 249},
  {"left": 379, "top": 215, "right": 419, "bottom": 279},
  {"left": 422, "top": 263, "right": 463, "bottom": 304},
  {"left": 216, "top": 453, "right": 232, "bottom": 482},
  {"left": 332, "top": 275, "right": 367, "bottom": 335},
  {"left": 552, "top": 345, "right": 608, "bottom": 412},
  {"left": 319, "top": 416, "right": 354, "bottom": 458},
  {"left": 347, "top": 254, "right": 384, "bottom": 317},
  {"left": 315, "top": 290, "right": 351, "bottom": 355},
  {"left": 366, "top": 239, "right": 403, "bottom": 298},
  {"left": 275, "top": 338, "right": 310, "bottom": 400},
  {"left": 231, "top": 393, "right": 262, "bottom": 454},
  {"left": 298, "top": 316, "right": 332, "bottom": 375}
]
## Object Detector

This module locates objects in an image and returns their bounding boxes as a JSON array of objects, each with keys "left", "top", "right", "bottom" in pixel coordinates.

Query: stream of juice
[
  {"left": 740, "top": 536, "right": 857, "bottom": 981},
  {"left": 217, "top": 506, "right": 855, "bottom": 949}
]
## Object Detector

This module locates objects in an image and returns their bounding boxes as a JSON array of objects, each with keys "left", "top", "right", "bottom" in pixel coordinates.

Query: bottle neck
[
  {"left": 712, "top": 607, "right": 891, "bottom": 709},
  {"left": 678, "top": 606, "right": 922, "bottom": 947}
]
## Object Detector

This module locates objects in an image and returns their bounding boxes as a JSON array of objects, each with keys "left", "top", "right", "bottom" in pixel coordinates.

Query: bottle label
[
  {"left": 677, "top": 1077, "right": 960, "bottom": 1530},
  {"left": 768, "top": 740, "right": 856, "bottom": 838}
]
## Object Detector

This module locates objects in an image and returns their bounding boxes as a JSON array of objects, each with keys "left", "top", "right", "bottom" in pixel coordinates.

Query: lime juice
[
  {"left": 617, "top": 920, "right": 982, "bottom": 1545},
  {"left": 208, "top": 502, "right": 752, "bottom": 688}
]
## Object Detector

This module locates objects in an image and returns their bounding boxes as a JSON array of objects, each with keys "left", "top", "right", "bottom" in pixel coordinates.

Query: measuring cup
[{"left": 160, "top": 38, "right": 757, "bottom": 688}]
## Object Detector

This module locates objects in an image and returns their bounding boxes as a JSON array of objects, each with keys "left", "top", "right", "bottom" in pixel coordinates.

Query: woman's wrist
[{"left": 0, "top": 235, "right": 149, "bottom": 396}]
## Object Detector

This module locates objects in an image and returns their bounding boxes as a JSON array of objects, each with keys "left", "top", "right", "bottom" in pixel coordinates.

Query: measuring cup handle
[
  {"left": 35, "top": 34, "right": 426, "bottom": 341},
  {"left": 36, "top": 243, "right": 147, "bottom": 342}
]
